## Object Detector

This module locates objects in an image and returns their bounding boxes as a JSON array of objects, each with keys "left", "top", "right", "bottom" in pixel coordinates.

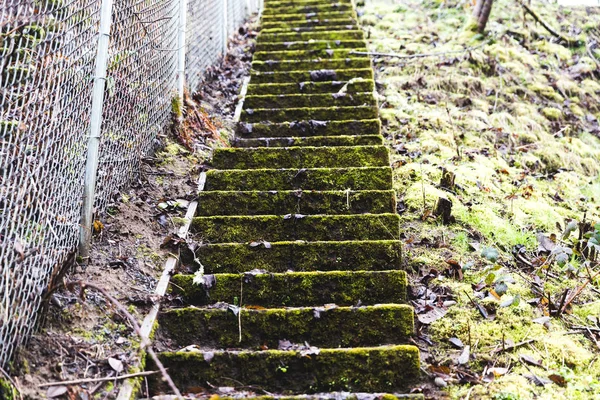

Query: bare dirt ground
[{"left": 7, "top": 20, "right": 257, "bottom": 400}]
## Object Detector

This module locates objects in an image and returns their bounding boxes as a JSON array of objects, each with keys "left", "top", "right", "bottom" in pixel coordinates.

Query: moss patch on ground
[{"left": 361, "top": 0, "right": 600, "bottom": 398}]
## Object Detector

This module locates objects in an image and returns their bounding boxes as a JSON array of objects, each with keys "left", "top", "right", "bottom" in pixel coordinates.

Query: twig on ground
[
  {"left": 492, "top": 338, "right": 536, "bottom": 354},
  {"left": 350, "top": 41, "right": 488, "bottom": 60},
  {"left": 0, "top": 366, "right": 22, "bottom": 400},
  {"left": 38, "top": 371, "right": 158, "bottom": 387},
  {"left": 517, "top": 0, "right": 572, "bottom": 45},
  {"left": 66, "top": 281, "right": 182, "bottom": 398}
]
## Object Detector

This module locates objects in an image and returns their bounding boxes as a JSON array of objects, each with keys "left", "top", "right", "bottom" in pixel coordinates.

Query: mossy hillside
[
  {"left": 204, "top": 166, "right": 393, "bottom": 191},
  {"left": 240, "top": 105, "right": 378, "bottom": 123},
  {"left": 170, "top": 270, "right": 408, "bottom": 306},
  {"left": 250, "top": 68, "right": 372, "bottom": 84},
  {"left": 244, "top": 92, "right": 375, "bottom": 109},
  {"left": 251, "top": 58, "right": 371, "bottom": 72},
  {"left": 245, "top": 79, "right": 374, "bottom": 95},
  {"left": 148, "top": 345, "right": 420, "bottom": 394},
  {"left": 257, "top": 30, "right": 364, "bottom": 43},
  {"left": 237, "top": 119, "right": 380, "bottom": 138},
  {"left": 196, "top": 189, "right": 395, "bottom": 215},
  {"left": 191, "top": 213, "right": 401, "bottom": 243},
  {"left": 184, "top": 239, "right": 402, "bottom": 273},
  {"left": 261, "top": 11, "right": 356, "bottom": 23},
  {"left": 261, "top": 18, "right": 357, "bottom": 30},
  {"left": 211, "top": 145, "right": 390, "bottom": 170},
  {"left": 255, "top": 40, "right": 367, "bottom": 53},
  {"left": 159, "top": 304, "right": 414, "bottom": 349},
  {"left": 262, "top": 3, "right": 353, "bottom": 16},
  {"left": 361, "top": 0, "right": 600, "bottom": 398},
  {"left": 235, "top": 134, "right": 383, "bottom": 147}
]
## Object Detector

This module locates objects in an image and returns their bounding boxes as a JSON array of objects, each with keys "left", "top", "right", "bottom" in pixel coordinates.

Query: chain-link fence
[{"left": 0, "top": 0, "right": 260, "bottom": 369}]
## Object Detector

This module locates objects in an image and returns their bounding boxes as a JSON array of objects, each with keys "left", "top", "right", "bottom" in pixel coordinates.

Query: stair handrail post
[
  {"left": 222, "top": 0, "right": 228, "bottom": 55},
  {"left": 78, "top": 0, "right": 114, "bottom": 259}
]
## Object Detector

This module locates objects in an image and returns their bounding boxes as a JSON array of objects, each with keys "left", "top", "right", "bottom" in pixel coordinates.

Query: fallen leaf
[
  {"left": 449, "top": 337, "right": 464, "bottom": 348},
  {"left": 520, "top": 354, "right": 543, "bottom": 368},
  {"left": 417, "top": 306, "right": 447, "bottom": 324},
  {"left": 549, "top": 373, "right": 567, "bottom": 387},
  {"left": 108, "top": 357, "right": 123, "bottom": 373},
  {"left": 457, "top": 345, "right": 470, "bottom": 365},
  {"left": 203, "top": 351, "right": 214, "bottom": 363},
  {"left": 47, "top": 386, "right": 68, "bottom": 398}
]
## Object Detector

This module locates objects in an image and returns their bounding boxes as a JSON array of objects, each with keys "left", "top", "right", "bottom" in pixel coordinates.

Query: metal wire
[{"left": 0, "top": 0, "right": 258, "bottom": 369}]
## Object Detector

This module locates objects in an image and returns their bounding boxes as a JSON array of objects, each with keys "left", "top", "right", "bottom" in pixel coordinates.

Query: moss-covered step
[
  {"left": 261, "top": 18, "right": 356, "bottom": 30},
  {"left": 191, "top": 213, "right": 400, "bottom": 243},
  {"left": 148, "top": 345, "right": 420, "bottom": 394},
  {"left": 170, "top": 269, "right": 407, "bottom": 306},
  {"left": 240, "top": 105, "right": 378, "bottom": 123},
  {"left": 245, "top": 79, "right": 374, "bottom": 95},
  {"left": 234, "top": 134, "right": 382, "bottom": 148},
  {"left": 196, "top": 189, "right": 394, "bottom": 215},
  {"left": 250, "top": 68, "right": 372, "bottom": 84},
  {"left": 244, "top": 91, "right": 375, "bottom": 110},
  {"left": 251, "top": 58, "right": 371, "bottom": 72},
  {"left": 158, "top": 304, "right": 414, "bottom": 349},
  {"left": 261, "top": 11, "right": 356, "bottom": 23},
  {"left": 256, "top": 40, "right": 366, "bottom": 53},
  {"left": 237, "top": 119, "right": 380, "bottom": 138},
  {"left": 258, "top": 30, "right": 364, "bottom": 43},
  {"left": 262, "top": 3, "right": 353, "bottom": 16},
  {"left": 211, "top": 145, "right": 389, "bottom": 170},
  {"left": 261, "top": 24, "right": 359, "bottom": 33},
  {"left": 265, "top": 0, "right": 352, "bottom": 6},
  {"left": 211, "top": 395, "right": 424, "bottom": 400},
  {"left": 183, "top": 239, "right": 402, "bottom": 273},
  {"left": 204, "top": 166, "right": 392, "bottom": 191}
]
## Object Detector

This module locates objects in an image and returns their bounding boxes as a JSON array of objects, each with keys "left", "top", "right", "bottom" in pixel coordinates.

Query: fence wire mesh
[{"left": 0, "top": 0, "right": 259, "bottom": 369}]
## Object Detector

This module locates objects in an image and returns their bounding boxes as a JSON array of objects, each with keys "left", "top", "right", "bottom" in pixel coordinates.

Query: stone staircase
[{"left": 148, "top": 0, "right": 421, "bottom": 398}]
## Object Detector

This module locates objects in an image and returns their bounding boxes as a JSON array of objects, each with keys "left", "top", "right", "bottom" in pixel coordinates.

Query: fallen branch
[
  {"left": 349, "top": 41, "right": 487, "bottom": 59},
  {"left": 559, "top": 268, "right": 600, "bottom": 314},
  {"left": 0, "top": 366, "right": 22, "bottom": 400},
  {"left": 517, "top": 0, "right": 572, "bottom": 45},
  {"left": 38, "top": 371, "right": 158, "bottom": 388},
  {"left": 66, "top": 281, "right": 182, "bottom": 398},
  {"left": 492, "top": 338, "right": 536, "bottom": 354}
]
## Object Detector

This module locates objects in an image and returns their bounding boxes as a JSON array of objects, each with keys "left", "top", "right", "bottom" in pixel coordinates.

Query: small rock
[{"left": 434, "top": 377, "right": 447, "bottom": 387}]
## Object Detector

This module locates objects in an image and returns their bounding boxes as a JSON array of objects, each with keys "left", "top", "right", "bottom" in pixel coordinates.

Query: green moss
[
  {"left": 253, "top": 48, "right": 358, "bottom": 61},
  {"left": 191, "top": 213, "right": 400, "bottom": 242},
  {"left": 235, "top": 134, "right": 383, "bottom": 147},
  {"left": 244, "top": 92, "right": 375, "bottom": 109},
  {"left": 171, "top": 95, "right": 182, "bottom": 118},
  {"left": 258, "top": 30, "right": 364, "bottom": 44},
  {"left": 212, "top": 145, "right": 389, "bottom": 170},
  {"left": 196, "top": 189, "right": 394, "bottom": 215},
  {"left": 252, "top": 58, "right": 371, "bottom": 73},
  {"left": 171, "top": 269, "right": 407, "bottom": 306},
  {"left": 181, "top": 239, "right": 402, "bottom": 273},
  {"left": 261, "top": 11, "right": 356, "bottom": 23},
  {"left": 237, "top": 118, "right": 381, "bottom": 138},
  {"left": 148, "top": 345, "right": 420, "bottom": 394},
  {"left": 245, "top": 79, "right": 374, "bottom": 95},
  {"left": 159, "top": 304, "right": 413, "bottom": 348},
  {"left": 0, "top": 378, "right": 16, "bottom": 400},
  {"left": 240, "top": 105, "right": 378, "bottom": 123},
  {"left": 261, "top": 17, "right": 357, "bottom": 30},
  {"left": 250, "top": 67, "right": 373, "bottom": 84},
  {"left": 205, "top": 166, "right": 393, "bottom": 191},
  {"left": 262, "top": 3, "right": 353, "bottom": 16}
]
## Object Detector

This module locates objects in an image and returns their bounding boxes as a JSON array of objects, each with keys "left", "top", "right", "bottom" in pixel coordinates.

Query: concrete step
[
  {"left": 234, "top": 134, "right": 383, "bottom": 147},
  {"left": 190, "top": 213, "right": 400, "bottom": 243},
  {"left": 211, "top": 145, "right": 389, "bottom": 169},
  {"left": 170, "top": 270, "right": 408, "bottom": 307},
  {"left": 204, "top": 166, "right": 393, "bottom": 191},
  {"left": 196, "top": 189, "right": 395, "bottom": 215}
]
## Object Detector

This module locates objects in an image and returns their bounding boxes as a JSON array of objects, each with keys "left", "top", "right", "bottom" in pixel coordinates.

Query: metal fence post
[
  {"left": 177, "top": 0, "right": 188, "bottom": 100},
  {"left": 78, "top": 0, "right": 114, "bottom": 258},
  {"left": 222, "top": 0, "right": 228, "bottom": 55}
]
